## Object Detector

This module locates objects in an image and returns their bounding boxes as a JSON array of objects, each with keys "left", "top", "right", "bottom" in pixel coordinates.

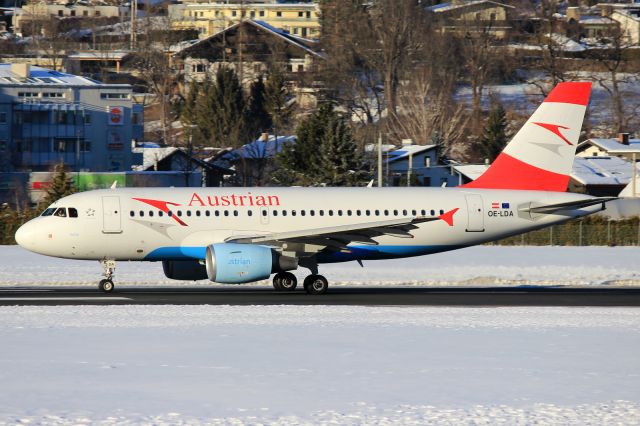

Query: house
[
  {"left": 569, "top": 155, "right": 636, "bottom": 196},
  {"left": 611, "top": 8, "right": 640, "bottom": 45},
  {"left": 426, "top": 0, "right": 515, "bottom": 39},
  {"left": 0, "top": 63, "right": 144, "bottom": 174},
  {"left": 383, "top": 142, "right": 460, "bottom": 187},
  {"left": 212, "top": 134, "right": 296, "bottom": 186},
  {"left": 173, "top": 18, "right": 324, "bottom": 106},
  {"left": 13, "top": 2, "right": 124, "bottom": 36},
  {"left": 576, "top": 133, "right": 640, "bottom": 161},
  {"left": 168, "top": 0, "right": 320, "bottom": 40},
  {"left": 565, "top": 7, "right": 618, "bottom": 40},
  {"left": 132, "top": 146, "right": 234, "bottom": 187}
]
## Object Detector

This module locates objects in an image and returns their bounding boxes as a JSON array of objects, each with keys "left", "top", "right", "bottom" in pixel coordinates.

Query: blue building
[{"left": 0, "top": 63, "right": 143, "bottom": 173}]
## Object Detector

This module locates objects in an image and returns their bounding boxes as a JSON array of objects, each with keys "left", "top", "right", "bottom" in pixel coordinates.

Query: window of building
[
  {"left": 276, "top": 11, "right": 282, "bottom": 17},
  {"left": 192, "top": 63, "right": 205, "bottom": 73},
  {"left": 298, "top": 11, "right": 304, "bottom": 17},
  {"left": 42, "top": 92, "right": 64, "bottom": 98},
  {"left": 250, "top": 10, "right": 255, "bottom": 18},
  {"left": 80, "top": 140, "right": 91, "bottom": 152},
  {"left": 0, "top": 140, "right": 6, "bottom": 152},
  {"left": 232, "top": 10, "right": 237, "bottom": 17},
  {"left": 84, "top": 112, "right": 91, "bottom": 124},
  {"left": 0, "top": 112, "right": 6, "bottom": 124},
  {"left": 306, "top": 11, "right": 311, "bottom": 19},
  {"left": 95, "top": 10, "right": 100, "bottom": 16},
  {"left": 259, "top": 10, "right": 265, "bottom": 17},
  {"left": 424, "top": 157, "right": 431, "bottom": 167},
  {"left": 18, "top": 92, "right": 38, "bottom": 98},
  {"left": 100, "top": 93, "right": 129, "bottom": 99},
  {"left": 297, "top": 64, "right": 304, "bottom": 72},
  {"left": 70, "top": 10, "right": 76, "bottom": 16},
  {"left": 58, "top": 10, "right": 63, "bottom": 16}
]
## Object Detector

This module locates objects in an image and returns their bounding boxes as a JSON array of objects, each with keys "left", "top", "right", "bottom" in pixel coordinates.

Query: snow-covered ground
[
  {"left": 1, "top": 245, "right": 639, "bottom": 288},
  {"left": 0, "top": 306, "right": 638, "bottom": 425}
]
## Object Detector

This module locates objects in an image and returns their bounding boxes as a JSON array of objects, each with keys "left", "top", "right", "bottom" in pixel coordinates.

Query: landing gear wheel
[
  {"left": 273, "top": 272, "right": 297, "bottom": 291},
  {"left": 99, "top": 279, "right": 114, "bottom": 293},
  {"left": 304, "top": 274, "right": 328, "bottom": 295}
]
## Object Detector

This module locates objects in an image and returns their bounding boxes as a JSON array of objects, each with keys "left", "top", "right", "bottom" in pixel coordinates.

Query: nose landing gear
[{"left": 99, "top": 259, "right": 116, "bottom": 293}]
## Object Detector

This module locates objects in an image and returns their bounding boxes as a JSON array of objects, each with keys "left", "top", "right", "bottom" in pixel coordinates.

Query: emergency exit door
[{"left": 102, "top": 196, "right": 122, "bottom": 234}]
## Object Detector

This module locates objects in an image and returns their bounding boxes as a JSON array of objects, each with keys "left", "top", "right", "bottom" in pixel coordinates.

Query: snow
[
  {"left": 2, "top": 245, "right": 639, "bottom": 288},
  {"left": 0, "top": 305, "right": 638, "bottom": 424}
]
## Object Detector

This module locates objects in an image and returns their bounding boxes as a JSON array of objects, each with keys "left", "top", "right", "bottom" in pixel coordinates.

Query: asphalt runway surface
[{"left": 0, "top": 286, "right": 639, "bottom": 306}]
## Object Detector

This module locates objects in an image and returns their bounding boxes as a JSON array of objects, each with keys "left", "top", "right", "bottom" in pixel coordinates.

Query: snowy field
[
  {"left": 1, "top": 245, "right": 639, "bottom": 288},
  {"left": 1, "top": 246, "right": 639, "bottom": 424},
  {"left": 0, "top": 306, "right": 639, "bottom": 425}
]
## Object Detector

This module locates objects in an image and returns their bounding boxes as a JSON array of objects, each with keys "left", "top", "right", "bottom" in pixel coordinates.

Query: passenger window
[
  {"left": 347, "top": 210, "right": 352, "bottom": 216},
  {"left": 274, "top": 210, "right": 278, "bottom": 216},
  {"left": 301, "top": 210, "right": 306, "bottom": 216},
  {"left": 129, "top": 211, "right": 134, "bottom": 217},
  {"left": 262, "top": 210, "right": 267, "bottom": 217},
  {"left": 177, "top": 211, "right": 182, "bottom": 217},
  {"left": 365, "top": 210, "right": 370, "bottom": 216},
  {"left": 282, "top": 210, "right": 288, "bottom": 217},
  {"left": 393, "top": 210, "right": 398, "bottom": 216},
  {"left": 140, "top": 211, "right": 145, "bottom": 217},
  {"left": 196, "top": 211, "right": 201, "bottom": 217},
  {"left": 421, "top": 209, "right": 426, "bottom": 216},
  {"left": 338, "top": 210, "right": 343, "bottom": 216},
  {"left": 403, "top": 210, "right": 408, "bottom": 216},
  {"left": 168, "top": 211, "right": 173, "bottom": 217},
  {"left": 328, "top": 210, "right": 334, "bottom": 216},
  {"left": 319, "top": 210, "right": 324, "bottom": 216},
  {"left": 68, "top": 208, "right": 78, "bottom": 218},
  {"left": 159, "top": 211, "right": 164, "bottom": 217},
  {"left": 233, "top": 210, "right": 238, "bottom": 217},
  {"left": 224, "top": 210, "right": 229, "bottom": 217},
  {"left": 356, "top": 210, "right": 361, "bottom": 216},
  {"left": 41, "top": 208, "right": 56, "bottom": 216},
  {"left": 292, "top": 210, "right": 297, "bottom": 216},
  {"left": 186, "top": 211, "right": 192, "bottom": 217},
  {"left": 412, "top": 210, "right": 417, "bottom": 216},
  {"left": 248, "top": 210, "right": 253, "bottom": 217},
  {"left": 375, "top": 210, "right": 380, "bottom": 216},
  {"left": 384, "top": 210, "right": 389, "bottom": 216},
  {"left": 54, "top": 208, "right": 67, "bottom": 217},
  {"left": 440, "top": 209, "right": 444, "bottom": 215},
  {"left": 310, "top": 210, "right": 315, "bottom": 216},
  {"left": 215, "top": 211, "right": 220, "bottom": 217},
  {"left": 149, "top": 211, "right": 154, "bottom": 217},
  {"left": 205, "top": 211, "right": 210, "bottom": 217},
  {"left": 430, "top": 210, "right": 435, "bottom": 216}
]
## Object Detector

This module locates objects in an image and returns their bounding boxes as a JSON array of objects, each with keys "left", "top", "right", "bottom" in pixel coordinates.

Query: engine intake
[{"left": 205, "top": 243, "right": 297, "bottom": 284}]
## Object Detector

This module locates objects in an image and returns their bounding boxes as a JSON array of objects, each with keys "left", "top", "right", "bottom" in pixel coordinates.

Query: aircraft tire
[
  {"left": 99, "top": 279, "right": 114, "bottom": 293},
  {"left": 279, "top": 272, "right": 297, "bottom": 291},
  {"left": 272, "top": 274, "right": 284, "bottom": 291},
  {"left": 304, "top": 275, "right": 328, "bottom": 295}
]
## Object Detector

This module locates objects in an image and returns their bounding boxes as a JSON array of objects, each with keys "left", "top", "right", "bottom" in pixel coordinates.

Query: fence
[{"left": 496, "top": 216, "right": 640, "bottom": 246}]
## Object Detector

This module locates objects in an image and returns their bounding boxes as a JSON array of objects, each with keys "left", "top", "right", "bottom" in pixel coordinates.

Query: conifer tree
[
  {"left": 277, "top": 104, "right": 367, "bottom": 186},
  {"left": 245, "top": 76, "right": 272, "bottom": 138},
  {"left": 42, "top": 162, "right": 76, "bottom": 207},
  {"left": 480, "top": 102, "right": 509, "bottom": 163},
  {"left": 264, "top": 71, "right": 292, "bottom": 137}
]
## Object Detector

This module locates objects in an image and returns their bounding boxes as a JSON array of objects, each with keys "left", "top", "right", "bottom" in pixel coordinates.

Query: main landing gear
[
  {"left": 99, "top": 259, "right": 116, "bottom": 293},
  {"left": 272, "top": 272, "right": 329, "bottom": 295}
]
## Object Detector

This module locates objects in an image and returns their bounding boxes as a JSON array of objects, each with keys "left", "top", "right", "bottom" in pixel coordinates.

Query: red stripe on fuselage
[
  {"left": 544, "top": 82, "right": 592, "bottom": 106},
  {"left": 132, "top": 198, "right": 188, "bottom": 226},
  {"left": 461, "top": 153, "right": 569, "bottom": 191}
]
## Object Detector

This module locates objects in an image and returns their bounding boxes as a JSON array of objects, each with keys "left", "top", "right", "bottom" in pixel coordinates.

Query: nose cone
[{"left": 15, "top": 221, "right": 36, "bottom": 251}]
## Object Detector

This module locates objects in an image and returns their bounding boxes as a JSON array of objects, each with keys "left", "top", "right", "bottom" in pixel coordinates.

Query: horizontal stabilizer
[{"left": 521, "top": 197, "right": 618, "bottom": 214}]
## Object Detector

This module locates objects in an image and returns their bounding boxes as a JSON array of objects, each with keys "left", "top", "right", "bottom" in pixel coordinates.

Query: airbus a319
[{"left": 15, "top": 82, "right": 616, "bottom": 294}]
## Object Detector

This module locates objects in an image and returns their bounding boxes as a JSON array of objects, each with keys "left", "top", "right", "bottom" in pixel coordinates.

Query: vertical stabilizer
[{"left": 463, "top": 82, "right": 592, "bottom": 191}]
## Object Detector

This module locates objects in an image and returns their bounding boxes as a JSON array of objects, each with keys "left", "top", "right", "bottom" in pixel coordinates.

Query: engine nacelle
[
  {"left": 205, "top": 243, "right": 296, "bottom": 284},
  {"left": 162, "top": 260, "right": 208, "bottom": 281}
]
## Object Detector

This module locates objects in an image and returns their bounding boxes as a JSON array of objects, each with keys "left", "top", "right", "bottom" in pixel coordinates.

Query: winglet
[
  {"left": 110, "top": 181, "right": 118, "bottom": 189},
  {"left": 439, "top": 208, "right": 459, "bottom": 227}
]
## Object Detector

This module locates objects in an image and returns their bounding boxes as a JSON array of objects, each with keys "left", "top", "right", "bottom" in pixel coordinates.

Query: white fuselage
[{"left": 16, "top": 186, "right": 601, "bottom": 263}]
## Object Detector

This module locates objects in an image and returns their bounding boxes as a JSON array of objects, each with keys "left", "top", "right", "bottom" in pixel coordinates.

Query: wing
[
  {"left": 226, "top": 208, "right": 459, "bottom": 256},
  {"left": 520, "top": 197, "right": 618, "bottom": 215}
]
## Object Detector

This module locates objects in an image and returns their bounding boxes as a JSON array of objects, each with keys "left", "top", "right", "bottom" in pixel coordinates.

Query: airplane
[{"left": 15, "top": 81, "right": 618, "bottom": 294}]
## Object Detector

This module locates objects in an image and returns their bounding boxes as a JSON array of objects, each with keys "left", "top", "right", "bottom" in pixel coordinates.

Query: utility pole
[
  {"left": 130, "top": 0, "right": 137, "bottom": 50},
  {"left": 377, "top": 134, "right": 382, "bottom": 187},
  {"left": 633, "top": 152, "right": 637, "bottom": 197}
]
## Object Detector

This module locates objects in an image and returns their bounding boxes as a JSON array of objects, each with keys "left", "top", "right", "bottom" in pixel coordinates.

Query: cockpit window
[
  {"left": 54, "top": 208, "right": 67, "bottom": 217},
  {"left": 41, "top": 208, "right": 56, "bottom": 216},
  {"left": 68, "top": 208, "right": 78, "bottom": 218}
]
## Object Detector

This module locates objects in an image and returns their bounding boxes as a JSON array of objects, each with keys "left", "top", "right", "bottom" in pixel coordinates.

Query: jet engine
[
  {"left": 162, "top": 260, "right": 208, "bottom": 281},
  {"left": 205, "top": 243, "right": 297, "bottom": 284}
]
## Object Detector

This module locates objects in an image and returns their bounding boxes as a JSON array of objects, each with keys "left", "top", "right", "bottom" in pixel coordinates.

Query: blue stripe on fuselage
[{"left": 144, "top": 245, "right": 463, "bottom": 262}]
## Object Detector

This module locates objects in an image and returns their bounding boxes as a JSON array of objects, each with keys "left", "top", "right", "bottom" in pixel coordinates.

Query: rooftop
[
  {"left": 387, "top": 145, "right": 437, "bottom": 163},
  {"left": 571, "top": 156, "right": 636, "bottom": 186},
  {"left": 0, "top": 64, "right": 123, "bottom": 87},
  {"left": 580, "top": 138, "right": 640, "bottom": 154},
  {"left": 427, "top": 1, "right": 514, "bottom": 13}
]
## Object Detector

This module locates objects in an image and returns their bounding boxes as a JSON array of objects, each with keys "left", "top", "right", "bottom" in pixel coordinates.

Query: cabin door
[
  {"left": 102, "top": 196, "right": 122, "bottom": 234},
  {"left": 465, "top": 194, "right": 485, "bottom": 232}
]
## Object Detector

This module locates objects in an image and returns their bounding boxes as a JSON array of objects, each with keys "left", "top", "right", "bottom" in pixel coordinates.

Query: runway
[{"left": 0, "top": 286, "right": 639, "bottom": 306}]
